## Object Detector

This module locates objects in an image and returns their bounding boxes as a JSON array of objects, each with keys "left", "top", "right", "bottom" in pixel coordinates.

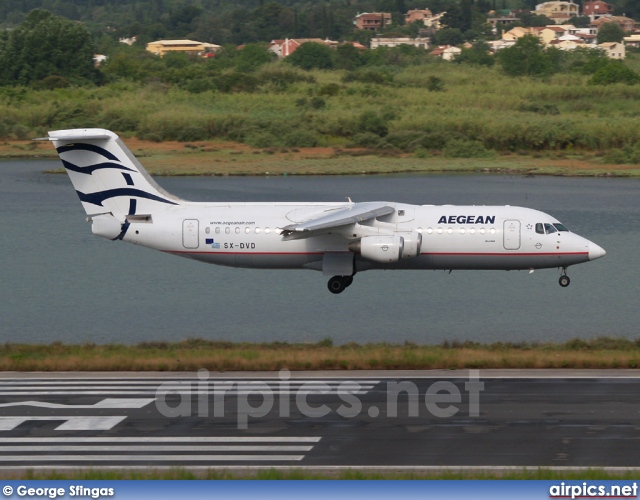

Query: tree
[
  {"left": 0, "top": 9, "right": 97, "bottom": 86},
  {"left": 497, "top": 35, "right": 553, "bottom": 77},
  {"left": 589, "top": 61, "right": 640, "bottom": 85},
  {"left": 597, "top": 22, "right": 625, "bottom": 44},
  {"left": 434, "top": 28, "right": 465, "bottom": 46},
  {"left": 568, "top": 16, "right": 591, "bottom": 28},
  {"left": 518, "top": 12, "right": 554, "bottom": 27},
  {"left": 335, "top": 43, "right": 365, "bottom": 70},
  {"left": 455, "top": 41, "right": 495, "bottom": 66},
  {"left": 286, "top": 42, "right": 333, "bottom": 70}
]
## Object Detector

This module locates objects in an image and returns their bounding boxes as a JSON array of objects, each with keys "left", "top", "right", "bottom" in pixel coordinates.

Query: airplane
[{"left": 42, "top": 128, "right": 606, "bottom": 294}]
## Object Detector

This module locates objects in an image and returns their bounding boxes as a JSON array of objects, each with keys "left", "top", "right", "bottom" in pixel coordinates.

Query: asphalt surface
[{"left": 1, "top": 370, "right": 640, "bottom": 470}]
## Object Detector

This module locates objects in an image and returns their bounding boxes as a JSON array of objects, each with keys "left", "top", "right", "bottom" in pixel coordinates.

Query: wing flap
[{"left": 281, "top": 202, "right": 395, "bottom": 238}]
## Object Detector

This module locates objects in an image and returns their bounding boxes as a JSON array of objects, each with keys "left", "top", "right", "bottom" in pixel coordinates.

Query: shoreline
[{"left": 2, "top": 139, "right": 638, "bottom": 177}]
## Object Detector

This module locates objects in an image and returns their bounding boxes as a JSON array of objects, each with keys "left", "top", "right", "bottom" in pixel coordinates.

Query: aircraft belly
[{"left": 183, "top": 252, "right": 322, "bottom": 270}]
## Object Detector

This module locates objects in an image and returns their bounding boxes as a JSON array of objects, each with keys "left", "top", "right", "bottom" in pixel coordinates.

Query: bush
[
  {"left": 244, "top": 130, "right": 280, "bottom": 148},
  {"left": 384, "top": 130, "right": 427, "bottom": 151},
  {"left": 443, "top": 139, "right": 495, "bottom": 158},
  {"left": 176, "top": 126, "right": 210, "bottom": 142},
  {"left": 342, "top": 70, "right": 394, "bottom": 86},
  {"left": 589, "top": 61, "right": 640, "bottom": 86},
  {"left": 286, "top": 42, "right": 334, "bottom": 71},
  {"left": 356, "top": 111, "right": 388, "bottom": 137},
  {"left": 283, "top": 130, "right": 318, "bottom": 147},
  {"left": 348, "top": 132, "right": 382, "bottom": 148}
]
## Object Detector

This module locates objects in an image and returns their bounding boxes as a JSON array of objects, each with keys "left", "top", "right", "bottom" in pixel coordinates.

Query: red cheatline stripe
[
  {"left": 164, "top": 251, "right": 588, "bottom": 257},
  {"left": 165, "top": 251, "right": 324, "bottom": 256},
  {"left": 424, "top": 252, "right": 589, "bottom": 257}
]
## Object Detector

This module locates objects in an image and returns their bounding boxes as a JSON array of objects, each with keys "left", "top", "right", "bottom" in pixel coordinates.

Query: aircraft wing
[{"left": 281, "top": 202, "right": 395, "bottom": 239}]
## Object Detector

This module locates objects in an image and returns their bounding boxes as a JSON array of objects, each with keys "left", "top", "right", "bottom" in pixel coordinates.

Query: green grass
[
  {"left": 3, "top": 60, "right": 640, "bottom": 160},
  {"left": 3, "top": 467, "right": 640, "bottom": 480},
  {"left": 2, "top": 337, "right": 640, "bottom": 371}
]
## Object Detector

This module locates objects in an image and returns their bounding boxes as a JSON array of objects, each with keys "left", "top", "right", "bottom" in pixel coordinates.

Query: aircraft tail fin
[{"left": 46, "top": 129, "right": 183, "bottom": 219}]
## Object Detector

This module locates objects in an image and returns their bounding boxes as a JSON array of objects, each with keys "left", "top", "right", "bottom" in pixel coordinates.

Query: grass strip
[
  {"left": 2, "top": 467, "right": 639, "bottom": 480},
  {"left": 2, "top": 337, "right": 640, "bottom": 371}
]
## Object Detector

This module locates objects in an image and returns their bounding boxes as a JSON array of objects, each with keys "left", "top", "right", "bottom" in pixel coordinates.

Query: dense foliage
[
  {"left": 0, "top": 10, "right": 98, "bottom": 86},
  {"left": 1, "top": 0, "right": 637, "bottom": 48}
]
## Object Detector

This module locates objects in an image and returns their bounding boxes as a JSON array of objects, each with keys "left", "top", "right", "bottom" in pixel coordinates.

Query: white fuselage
[{"left": 121, "top": 202, "right": 601, "bottom": 272}]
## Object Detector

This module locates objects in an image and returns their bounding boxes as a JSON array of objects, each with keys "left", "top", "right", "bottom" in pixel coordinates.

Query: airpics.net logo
[{"left": 154, "top": 369, "right": 485, "bottom": 429}]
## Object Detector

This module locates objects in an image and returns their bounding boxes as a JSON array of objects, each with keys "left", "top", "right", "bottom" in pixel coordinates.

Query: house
[
  {"left": 146, "top": 40, "right": 221, "bottom": 57},
  {"left": 582, "top": 0, "right": 613, "bottom": 21},
  {"left": 567, "top": 27, "right": 598, "bottom": 45},
  {"left": 549, "top": 36, "right": 585, "bottom": 50},
  {"left": 354, "top": 12, "right": 392, "bottom": 31},
  {"left": 502, "top": 26, "right": 543, "bottom": 41},
  {"left": 624, "top": 34, "right": 640, "bottom": 48},
  {"left": 535, "top": 1, "right": 580, "bottom": 24},
  {"left": 598, "top": 41, "right": 626, "bottom": 59},
  {"left": 486, "top": 39, "right": 516, "bottom": 52},
  {"left": 405, "top": 9, "right": 432, "bottom": 24},
  {"left": 119, "top": 36, "right": 137, "bottom": 46},
  {"left": 429, "top": 45, "right": 462, "bottom": 60},
  {"left": 591, "top": 16, "right": 639, "bottom": 33},
  {"left": 93, "top": 54, "right": 107, "bottom": 66},
  {"left": 540, "top": 25, "right": 571, "bottom": 45},
  {"left": 370, "top": 37, "right": 430, "bottom": 49},
  {"left": 423, "top": 11, "right": 446, "bottom": 29}
]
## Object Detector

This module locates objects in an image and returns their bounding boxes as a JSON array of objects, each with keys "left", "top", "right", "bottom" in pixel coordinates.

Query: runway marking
[
  {"left": 0, "top": 379, "right": 379, "bottom": 397},
  {"left": 0, "top": 437, "right": 322, "bottom": 442},
  {"left": 0, "top": 455, "right": 306, "bottom": 462},
  {"left": 0, "top": 446, "right": 314, "bottom": 452},
  {"left": 0, "top": 416, "right": 126, "bottom": 431},
  {"left": 0, "top": 436, "right": 322, "bottom": 465},
  {"left": 0, "top": 398, "right": 154, "bottom": 409}
]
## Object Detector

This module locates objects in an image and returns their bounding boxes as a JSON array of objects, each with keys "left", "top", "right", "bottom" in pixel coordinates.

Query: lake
[{"left": 1, "top": 160, "right": 637, "bottom": 345}]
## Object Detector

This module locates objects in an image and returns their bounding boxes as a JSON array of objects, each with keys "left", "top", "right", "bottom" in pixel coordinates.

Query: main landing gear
[
  {"left": 327, "top": 275, "right": 354, "bottom": 294},
  {"left": 559, "top": 267, "right": 571, "bottom": 287}
]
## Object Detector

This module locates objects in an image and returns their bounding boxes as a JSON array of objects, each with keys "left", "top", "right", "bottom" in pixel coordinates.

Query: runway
[{"left": 1, "top": 370, "right": 640, "bottom": 471}]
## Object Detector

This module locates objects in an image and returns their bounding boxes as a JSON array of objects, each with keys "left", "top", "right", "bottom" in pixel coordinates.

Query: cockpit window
[
  {"left": 544, "top": 223, "right": 557, "bottom": 234},
  {"left": 535, "top": 223, "right": 544, "bottom": 234},
  {"left": 554, "top": 223, "right": 569, "bottom": 232}
]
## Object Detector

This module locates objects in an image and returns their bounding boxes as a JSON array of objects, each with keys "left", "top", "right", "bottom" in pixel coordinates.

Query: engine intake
[{"left": 349, "top": 232, "right": 422, "bottom": 263}]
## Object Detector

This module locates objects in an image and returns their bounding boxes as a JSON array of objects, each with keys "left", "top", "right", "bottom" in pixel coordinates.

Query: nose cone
[{"left": 589, "top": 242, "right": 606, "bottom": 261}]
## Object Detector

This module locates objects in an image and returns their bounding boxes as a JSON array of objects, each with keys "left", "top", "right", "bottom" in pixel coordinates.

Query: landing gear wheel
[
  {"left": 327, "top": 275, "right": 353, "bottom": 294},
  {"left": 559, "top": 275, "right": 570, "bottom": 287},
  {"left": 328, "top": 276, "right": 347, "bottom": 294}
]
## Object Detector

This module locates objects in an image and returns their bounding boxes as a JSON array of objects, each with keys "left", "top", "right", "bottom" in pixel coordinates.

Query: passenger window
[
  {"left": 235, "top": 227, "right": 240, "bottom": 234},
  {"left": 215, "top": 227, "right": 220, "bottom": 234},
  {"left": 535, "top": 223, "right": 544, "bottom": 234},
  {"left": 544, "top": 223, "right": 557, "bottom": 234},
  {"left": 225, "top": 227, "right": 230, "bottom": 234}
]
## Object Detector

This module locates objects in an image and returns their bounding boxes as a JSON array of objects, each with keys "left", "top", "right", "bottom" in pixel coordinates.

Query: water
[{"left": 1, "top": 160, "right": 638, "bottom": 345}]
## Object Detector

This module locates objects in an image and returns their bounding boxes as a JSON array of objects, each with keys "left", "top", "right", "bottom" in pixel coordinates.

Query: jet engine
[{"left": 349, "top": 231, "right": 422, "bottom": 263}]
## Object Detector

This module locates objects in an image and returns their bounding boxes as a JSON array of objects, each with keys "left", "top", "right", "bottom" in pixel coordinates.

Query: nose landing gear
[
  {"left": 327, "top": 275, "right": 354, "bottom": 294},
  {"left": 559, "top": 268, "right": 570, "bottom": 287}
]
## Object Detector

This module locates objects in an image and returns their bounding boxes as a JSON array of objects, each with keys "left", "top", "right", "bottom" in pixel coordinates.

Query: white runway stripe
[
  {"left": 0, "top": 455, "right": 306, "bottom": 462},
  {"left": 0, "top": 398, "right": 154, "bottom": 408},
  {"left": 0, "top": 380, "right": 380, "bottom": 385},
  {"left": 0, "top": 436, "right": 322, "bottom": 464},
  {"left": 0, "top": 390, "right": 372, "bottom": 396},
  {"left": 0, "top": 445, "right": 314, "bottom": 452},
  {"left": 0, "top": 437, "right": 321, "bottom": 443}
]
